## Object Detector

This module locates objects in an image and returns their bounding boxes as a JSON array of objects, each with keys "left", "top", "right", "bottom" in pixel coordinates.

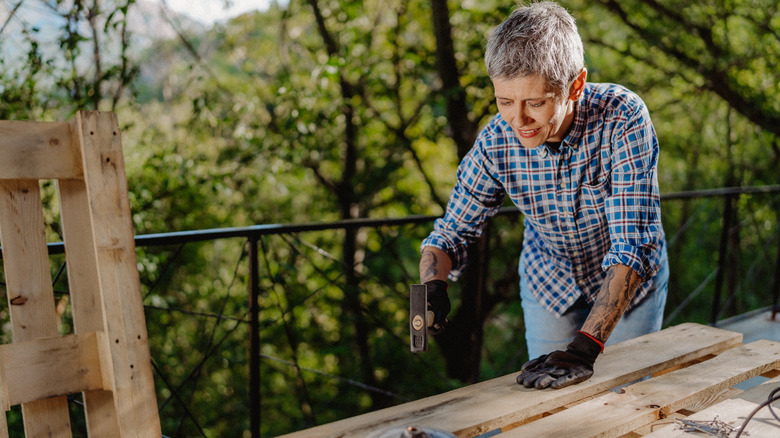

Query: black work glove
[
  {"left": 516, "top": 331, "right": 602, "bottom": 389},
  {"left": 425, "top": 280, "right": 450, "bottom": 335}
]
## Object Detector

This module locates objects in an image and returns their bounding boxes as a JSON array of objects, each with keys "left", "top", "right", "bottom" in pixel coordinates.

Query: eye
[{"left": 528, "top": 100, "right": 545, "bottom": 108}]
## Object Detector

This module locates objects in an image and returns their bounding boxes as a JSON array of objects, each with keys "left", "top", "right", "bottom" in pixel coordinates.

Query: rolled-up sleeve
[
  {"left": 421, "top": 139, "right": 505, "bottom": 280},
  {"left": 601, "top": 104, "right": 663, "bottom": 281}
]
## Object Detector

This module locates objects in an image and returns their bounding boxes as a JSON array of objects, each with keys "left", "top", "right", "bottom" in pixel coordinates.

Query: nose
[{"left": 517, "top": 103, "right": 533, "bottom": 127}]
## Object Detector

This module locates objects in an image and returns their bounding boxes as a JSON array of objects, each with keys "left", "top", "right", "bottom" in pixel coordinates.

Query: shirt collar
[
  {"left": 564, "top": 89, "right": 589, "bottom": 149},
  {"left": 535, "top": 144, "right": 553, "bottom": 158},
  {"left": 535, "top": 94, "right": 589, "bottom": 158}
]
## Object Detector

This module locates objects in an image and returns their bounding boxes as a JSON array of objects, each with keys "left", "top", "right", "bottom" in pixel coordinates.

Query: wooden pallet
[
  {"left": 0, "top": 112, "right": 161, "bottom": 436},
  {"left": 281, "top": 323, "right": 780, "bottom": 437}
]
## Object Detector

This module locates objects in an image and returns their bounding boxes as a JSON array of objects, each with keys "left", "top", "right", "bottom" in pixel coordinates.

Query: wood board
[
  {"left": 502, "top": 339, "right": 780, "bottom": 437},
  {"left": 644, "top": 375, "right": 780, "bottom": 437},
  {"left": 279, "top": 323, "right": 746, "bottom": 437}
]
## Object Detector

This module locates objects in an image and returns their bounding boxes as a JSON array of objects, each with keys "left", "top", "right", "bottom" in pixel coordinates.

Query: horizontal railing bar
[
  {"left": 10, "top": 184, "right": 780, "bottom": 256},
  {"left": 40, "top": 214, "right": 439, "bottom": 255},
  {"left": 660, "top": 184, "right": 780, "bottom": 200}
]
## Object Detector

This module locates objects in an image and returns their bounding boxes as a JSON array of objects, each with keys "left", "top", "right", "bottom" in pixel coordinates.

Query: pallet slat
[
  {"left": 0, "top": 332, "right": 111, "bottom": 409},
  {"left": 0, "top": 179, "right": 72, "bottom": 436},
  {"left": 0, "top": 121, "right": 80, "bottom": 179},
  {"left": 280, "top": 323, "right": 743, "bottom": 437},
  {"left": 643, "top": 375, "right": 780, "bottom": 437},
  {"left": 69, "top": 111, "right": 161, "bottom": 437},
  {"left": 502, "top": 339, "right": 780, "bottom": 437}
]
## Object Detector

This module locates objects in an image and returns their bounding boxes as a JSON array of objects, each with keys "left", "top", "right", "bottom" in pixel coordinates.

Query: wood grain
[
  {"left": 68, "top": 111, "right": 161, "bottom": 437},
  {"left": 0, "top": 179, "right": 72, "bottom": 436},
  {"left": 0, "top": 332, "right": 110, "bottom": 408},
  {"left": 0, "top": 120, "right": 80, "bottom": 179},
  {"left": 502, "top": 339, "right": 780, "bottom": 437},
  {"left": 280, "top": 323, "right": 744, "bottom": 438}
]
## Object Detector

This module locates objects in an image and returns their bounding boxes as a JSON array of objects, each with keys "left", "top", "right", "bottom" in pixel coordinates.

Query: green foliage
[{"left": 0, "top": 0, "right": 777, "bottom": 436}]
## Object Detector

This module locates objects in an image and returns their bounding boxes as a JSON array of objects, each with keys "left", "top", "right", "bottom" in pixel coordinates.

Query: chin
[{"left": 519, "top": 141, "right": 543, "bottom": 149}]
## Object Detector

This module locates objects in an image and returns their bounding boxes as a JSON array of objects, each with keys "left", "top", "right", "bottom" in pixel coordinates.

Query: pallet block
[
  {"left": 0, "top": 112, "right": 161, "bottom": 437},
  {"left": 281, "top": 323, "right": 749, "bottom": 437}
]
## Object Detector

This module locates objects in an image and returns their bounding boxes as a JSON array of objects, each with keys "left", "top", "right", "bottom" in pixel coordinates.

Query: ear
[{"left": 568, "top": 68, "right": 588, "bottom": 101}]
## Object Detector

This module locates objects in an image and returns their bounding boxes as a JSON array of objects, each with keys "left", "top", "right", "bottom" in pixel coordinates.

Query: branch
[
  {"left": 306, "top": 0, "right": 338, "bottom": 55},
  {"left": 0, "top": 0, "right": 25, "bottom": 37},
  {"left": 597, "top": 0, "right": 780, "bottom": 135},
  {"left": 159, "top": 0, "right": 231, "bottom": 96}
]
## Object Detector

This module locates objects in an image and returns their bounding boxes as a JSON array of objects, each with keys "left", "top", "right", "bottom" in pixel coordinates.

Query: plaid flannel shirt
[{"left": 421, "top": 83, "right": 666, "bottom": 316}]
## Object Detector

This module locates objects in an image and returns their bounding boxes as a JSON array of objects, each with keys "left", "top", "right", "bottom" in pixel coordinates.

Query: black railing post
[
  {"left": 773, "top": 217, "right": 780, "bottom": 321},
  {"left": 711, "top": 194, "right": 734, "bottom": 325},
  {"left": 248, "top": 235, "right": 261, "bottom": 438}
]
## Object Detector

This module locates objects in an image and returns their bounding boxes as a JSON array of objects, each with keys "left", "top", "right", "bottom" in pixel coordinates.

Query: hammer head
[{"left": 409, "top": 284, "right": 428, "bottom": 353}]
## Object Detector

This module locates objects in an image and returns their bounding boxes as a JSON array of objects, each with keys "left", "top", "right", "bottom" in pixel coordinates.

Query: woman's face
[{"left": 492, "top": 72, "right": 584, "bottom": 149}]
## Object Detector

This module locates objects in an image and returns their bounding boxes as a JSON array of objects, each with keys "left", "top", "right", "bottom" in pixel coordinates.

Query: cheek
[
  {"left": 547, "top": 106, "right": 565, "bottom": 125},
  {"left": 497, "top": 106, "right": 515, "bottom": 122}
]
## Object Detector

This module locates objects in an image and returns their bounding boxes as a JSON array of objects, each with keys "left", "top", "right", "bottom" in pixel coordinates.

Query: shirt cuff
[
  {"left": 601, "top": 242, "right": 654, "bottom": 281},
  {"left": 421, "top": 233, "right": 466, "bottom": 281}
]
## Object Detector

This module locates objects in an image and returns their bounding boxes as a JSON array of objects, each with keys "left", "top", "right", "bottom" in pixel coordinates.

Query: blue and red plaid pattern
[{"left": 422, "top": 83, "right": 667, "bottom": 316}]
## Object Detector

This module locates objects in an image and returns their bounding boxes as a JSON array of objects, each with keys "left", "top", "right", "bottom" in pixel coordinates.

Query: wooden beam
[
  {"left": 279, "top": 323, "right": 743, "bottom": 438},
  {"left": 71, "top": 111, "right": 162, "bottom": 437},
  {"left": 0, "top": 332, "right": 111, "bottom": 410},
  {"left": 0, "top": 121, "right": 81, "bottom": 179},
  {"left": 502, "top": 339, "right": 780, "bottom": 437},
  {"left": 0, "top": 179, "right": 72, "bottom": 437},
  {"left": 59, "top": 113, "right": 123, "bottom": 436}
]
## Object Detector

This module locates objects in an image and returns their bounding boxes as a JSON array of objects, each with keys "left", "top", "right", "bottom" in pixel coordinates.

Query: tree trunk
[
  {"left": 435, "top": 235, "right": 488, "bottom": 383},
  {"left": 431, "top": 0, "right": 478, "bottom": 160}
]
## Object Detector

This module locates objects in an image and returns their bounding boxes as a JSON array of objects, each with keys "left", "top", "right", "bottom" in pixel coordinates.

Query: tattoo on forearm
[
  {"left": 585, "top": 267, "right": 642, "bottom": 342},
  {"left": 420, "top": 250, "right": 439, "bottom": 282}
]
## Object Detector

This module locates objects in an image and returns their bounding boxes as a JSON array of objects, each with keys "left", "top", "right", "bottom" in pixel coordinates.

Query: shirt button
[{"left": 567, "top": 296, "right": 574, "bottom": 303}]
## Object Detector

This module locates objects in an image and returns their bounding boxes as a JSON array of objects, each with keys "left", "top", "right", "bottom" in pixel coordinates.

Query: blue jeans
[{"left": 520, "top": 253, "right": 669, "bottom": 359}]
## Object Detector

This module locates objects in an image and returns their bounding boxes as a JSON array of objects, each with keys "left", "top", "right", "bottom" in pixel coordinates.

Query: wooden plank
[
  {"left": 651, "top": 398, "right": 780, "bottom": 437},
  {"left": 59, "top": 137, "right": 123, "bottom": 434},
  {"left": 502, "top": 339, "right": 780, "bottom": 438},
  {"left": 732, "top": 374, "right": 780, "bottom": 404},
  {"left": 72, "top": 111, "right": 162, "bottom": 437},
  {"left": 0, "top": 332, "right": 111, "bottom": 407},
  {"left": 0, "top": 179, "right": 72, "bottom": 436},
  {"left": 641, "top": 375, "right": 780, "bottom": 437},
  {"left": 21, "top": 398, "right": 72, "bottom": 437},
  {"left": 0, "top": 120, "right": 81, "bottom": 179},
  {"left": 0, "top": 180, "right": 59, "bottom": 340},
  {"left": 279, "top": 323, "right": 743, "bottom": 438}
]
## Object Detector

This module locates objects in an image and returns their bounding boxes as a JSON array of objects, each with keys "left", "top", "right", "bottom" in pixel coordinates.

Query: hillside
[{"left": 0, "top": 0, "right": 205, "bottom": 64}]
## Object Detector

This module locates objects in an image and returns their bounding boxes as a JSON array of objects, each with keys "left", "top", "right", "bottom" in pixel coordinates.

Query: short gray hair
[{"left": 485, "top": 1, "right": 584, "bottom": 96}]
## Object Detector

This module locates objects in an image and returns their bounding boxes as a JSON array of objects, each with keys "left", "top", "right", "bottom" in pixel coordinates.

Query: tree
[
  {"left": 567, "top": 0, "right": 779, "bottom": 325},
  {"left": 590, "top": 0, "right": 779, "bottom": 136},
  {"left": 3, "top": 0, "right": 779, "bottom": 435}
]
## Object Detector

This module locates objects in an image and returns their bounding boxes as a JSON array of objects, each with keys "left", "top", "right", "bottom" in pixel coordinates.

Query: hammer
[{"left": 409, "top": 284, "right": 440, "bottom": 353}]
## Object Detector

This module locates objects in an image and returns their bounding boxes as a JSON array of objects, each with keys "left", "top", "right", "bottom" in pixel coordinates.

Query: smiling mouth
[{"left": 517, "top": 128, "right": 541, "bottom": 138}]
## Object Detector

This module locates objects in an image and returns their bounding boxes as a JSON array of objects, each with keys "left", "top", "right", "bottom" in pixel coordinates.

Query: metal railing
[{"left": 2, "top": 184, "right": 779, "bottom": 437}]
